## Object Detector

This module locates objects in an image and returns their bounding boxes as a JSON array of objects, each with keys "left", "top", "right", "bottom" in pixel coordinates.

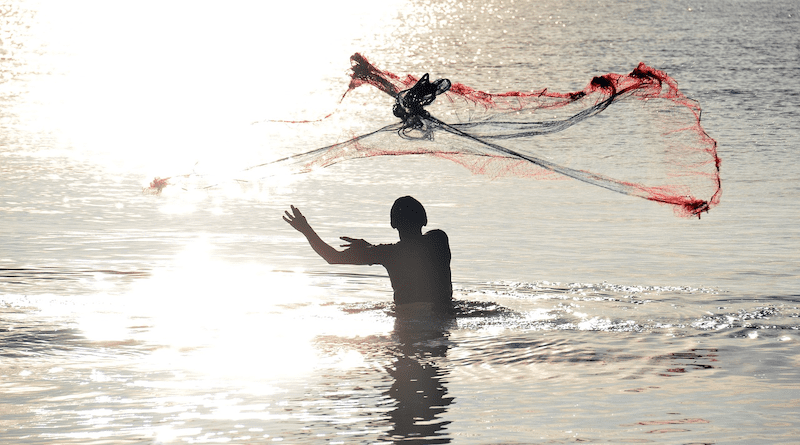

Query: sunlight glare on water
[
  {"left": 99, "top": 238, "right": 392, "bottom": 383},
  {"left": 22, "top": 0, "right": 404, "bottom": 178},
  {"left": 137, "top": 244, "right": 312, "bottom": 378},
  {"left": 53, "top": 238, "right": 337, "bottom": 384}
]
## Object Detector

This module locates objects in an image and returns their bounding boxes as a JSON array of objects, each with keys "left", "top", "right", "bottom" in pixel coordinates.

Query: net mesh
[{"left": 147, "top": 53, "right": 721, "bottom": 218}]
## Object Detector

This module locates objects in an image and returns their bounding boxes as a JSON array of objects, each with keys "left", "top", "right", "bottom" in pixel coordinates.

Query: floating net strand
[{"left": 146, "top": 53, "right": 721, "bottom": 218}]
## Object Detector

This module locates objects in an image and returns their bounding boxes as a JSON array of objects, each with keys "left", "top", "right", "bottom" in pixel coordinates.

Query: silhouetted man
[{"left": 283, "top": 196, "right": 452, "bottom": 314}]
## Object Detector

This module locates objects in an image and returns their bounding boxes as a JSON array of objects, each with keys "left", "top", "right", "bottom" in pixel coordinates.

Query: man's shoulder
[{"left": 424, "top": 229, "right": 449, "bottom": 243}]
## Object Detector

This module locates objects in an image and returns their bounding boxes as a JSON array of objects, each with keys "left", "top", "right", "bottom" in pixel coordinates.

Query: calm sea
[{"left": 2, "top": 0, "right": 799, "bottom": 443}]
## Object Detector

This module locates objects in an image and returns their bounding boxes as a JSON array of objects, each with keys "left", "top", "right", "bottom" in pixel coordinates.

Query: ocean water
[{"left": 2, "top": 0, "right": 799, "bottom": 443}]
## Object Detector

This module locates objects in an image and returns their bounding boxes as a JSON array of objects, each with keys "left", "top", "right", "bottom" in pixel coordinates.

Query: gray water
[{"left": 2, "top": 0, "right": 799, "bottom": 443}]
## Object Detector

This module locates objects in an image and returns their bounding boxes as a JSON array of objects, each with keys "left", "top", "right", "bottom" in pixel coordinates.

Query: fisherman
[{"left": 283, "top": 196, "right": 452, "bottom": 314}]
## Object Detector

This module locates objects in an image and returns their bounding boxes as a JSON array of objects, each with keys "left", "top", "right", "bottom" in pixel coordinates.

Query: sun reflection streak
[
  {"left": 54, "top": 237, "right": 352, "bottom": 387},
  {"left": 124, "top": 238, "right": 334, "bottom": 380},
  {"left": 53, "top": 234, "right": 394, "bottom": 392}
]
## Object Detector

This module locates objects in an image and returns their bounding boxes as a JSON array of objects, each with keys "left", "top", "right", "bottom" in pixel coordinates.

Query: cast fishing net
[{"left": 147, "top": 53, "right": 721, "bottom": 218}]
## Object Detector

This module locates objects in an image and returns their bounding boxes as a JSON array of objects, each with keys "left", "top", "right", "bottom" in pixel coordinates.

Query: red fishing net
[{"left": 148, "top": 54, "right": 721, "bottom": 218}]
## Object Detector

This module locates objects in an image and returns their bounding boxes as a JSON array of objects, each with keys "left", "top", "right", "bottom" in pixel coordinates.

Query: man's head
[{"left": 390, "top": 196, "right": 427, "bottom": 231}]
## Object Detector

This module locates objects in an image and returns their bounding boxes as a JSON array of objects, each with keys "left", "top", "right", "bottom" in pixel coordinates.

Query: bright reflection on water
[
  {"left": 14, "top": 0, "right": 403, "bottom": 177},
  {"left": 1, "top": 239, "right": 399, "bottom": 443},
  {"left": 4, "top": 268, "right": 800, "bottom": 443},
  {"left": 75, "top": 238, "right": 394, "bottom": 381}
]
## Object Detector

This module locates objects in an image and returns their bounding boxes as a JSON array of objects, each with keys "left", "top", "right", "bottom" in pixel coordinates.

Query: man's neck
[{"left": 397, "top": 227, "right": 423, "bottom": 241}]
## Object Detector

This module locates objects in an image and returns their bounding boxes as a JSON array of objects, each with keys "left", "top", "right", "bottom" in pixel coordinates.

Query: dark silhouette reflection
[
  {"left": 1, "top": 267, "right": 147, "bottom": 295},
  {"left": 0, "top": 310, "right": 96, "bottom": 358},
  {"left": 384, "top": 315, "right": 456, "bottom": 444}
]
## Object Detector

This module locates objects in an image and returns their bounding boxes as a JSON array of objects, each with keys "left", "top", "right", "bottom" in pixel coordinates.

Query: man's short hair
[{"left": 391, "top": 196, "right": 427, "bottom": 229}]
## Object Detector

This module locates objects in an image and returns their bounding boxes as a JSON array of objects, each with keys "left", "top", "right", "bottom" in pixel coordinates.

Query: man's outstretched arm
[{"left": 283, "top": 205, "right": 374, "bottom": 265}]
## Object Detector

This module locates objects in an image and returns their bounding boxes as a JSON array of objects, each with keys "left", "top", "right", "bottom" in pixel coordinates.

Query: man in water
[{"left": 283, "top": 196, "right": 453, "bottom": 314}]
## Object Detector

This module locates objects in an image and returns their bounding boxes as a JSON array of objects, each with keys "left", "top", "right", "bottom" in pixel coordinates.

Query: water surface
[{"left": 2, "top": 0, "right": 799, "bottom": 443}]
